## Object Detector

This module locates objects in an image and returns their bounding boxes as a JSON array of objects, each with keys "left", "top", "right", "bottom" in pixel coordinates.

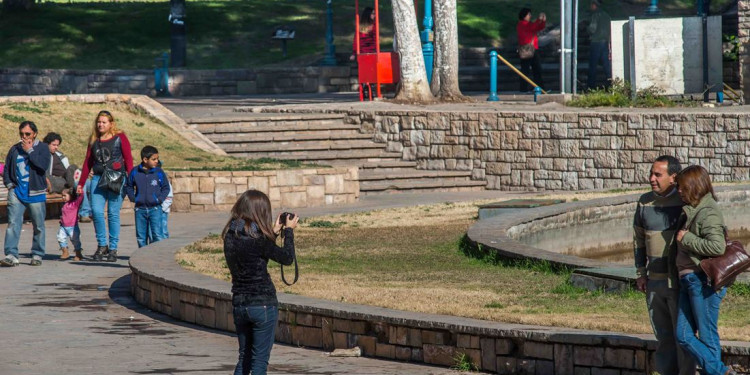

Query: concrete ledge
[{"left": 130, "top": 191, "right": 750, "bottom": 374}]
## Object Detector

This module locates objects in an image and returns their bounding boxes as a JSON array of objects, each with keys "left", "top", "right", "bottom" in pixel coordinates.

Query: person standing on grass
[
  {"left": 77, "top": 110, "right": 133, "bottom": 262},
  {"left": 124, "top": 146, "right": 170, "bottom": 248},
  {"left": 223, "top": 190, "right": 298, "bottom": 375},
  {"left": 633, "top": 155, "right": 696, "bottom": 375},
  {"left": 2, "top": 121, "right": 51, "bottom": 267}
]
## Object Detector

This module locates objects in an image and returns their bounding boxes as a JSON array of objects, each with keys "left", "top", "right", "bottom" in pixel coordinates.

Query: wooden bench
[{"left": 0, "top": 185, "right": 67, "bottom": 224}]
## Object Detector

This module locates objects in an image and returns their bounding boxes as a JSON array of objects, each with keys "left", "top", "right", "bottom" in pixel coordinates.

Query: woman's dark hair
[
  {"left": 518, "top": 8, "right": 532, "bottom": 21},
  {"left": 222, "top": 189, "right": 276, "bottom": 242},
  {"left": 19, "top": 121, "right": 37, "bottom": 133},
  {"left": 361, "top": 6, "right": 374, "bottom": 23},
  {"left": 676, "top": 165, "right": 716, "bottom": 207},
  {"left": 43, "top": 132, "right": 62, "bottom": 145}
]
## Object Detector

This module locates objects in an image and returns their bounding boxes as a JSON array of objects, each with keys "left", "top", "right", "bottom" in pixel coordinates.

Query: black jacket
[
  {"left": 3, "top": 140, "right": 51, "bottom": 199},
  {"left": 223, "top": 219, "right": 295, "bottom": 307}
]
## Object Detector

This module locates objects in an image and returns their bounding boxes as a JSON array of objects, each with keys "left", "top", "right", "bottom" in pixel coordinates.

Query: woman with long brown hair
[
  {"left": 76, "top": 110, "right": 133, "bottom": 262},
  {"left": 223, "top": 189, "right": 298, "bottom": 375},
  {"left": 674, "top": 165, "right": 735, "bottom": 375}
]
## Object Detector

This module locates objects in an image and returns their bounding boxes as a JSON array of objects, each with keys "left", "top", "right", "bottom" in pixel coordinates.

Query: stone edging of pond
[
  {"left": 130, "top": 198, "right": 750, "bottom": 374},
  {"left": 466, "top": 185, "right": 750, "bottom": 292}
]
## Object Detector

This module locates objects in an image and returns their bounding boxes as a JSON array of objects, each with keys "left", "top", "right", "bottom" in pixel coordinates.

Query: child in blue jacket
[{"left": 124, "top": 146, "right": 171, "bottom": 248}]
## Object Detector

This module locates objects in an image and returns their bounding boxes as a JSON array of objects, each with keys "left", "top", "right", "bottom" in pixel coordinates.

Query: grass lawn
[
  {"left": 176, "top": 195, "right": 750, "bottom": 341},
  {"left": 0, "top": 101, "right": 306, "bottom": 170},
  {"left": 0, "top": 0, "right": 732, "bottom": 69}
]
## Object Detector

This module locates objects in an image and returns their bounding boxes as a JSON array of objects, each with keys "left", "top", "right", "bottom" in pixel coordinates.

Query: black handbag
[{"left": 97, "top": 167, "right": 124, "bottom": 194}]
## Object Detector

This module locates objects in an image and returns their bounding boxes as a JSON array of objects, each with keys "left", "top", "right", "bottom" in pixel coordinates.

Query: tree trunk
[
  {"left": 431, "top": 0, "right": 467, "bottom": 101},
  {"left": 392, "top": 0, "right": 433, "bottom": 103},
  {"left": 3, "top": 0, "right": 33, "bottom": 11}
]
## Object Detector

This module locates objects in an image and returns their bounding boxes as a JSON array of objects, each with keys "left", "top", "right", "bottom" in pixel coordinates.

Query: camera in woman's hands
[{"left": 279, "top": 212, "right": 296, "bottom": 226}]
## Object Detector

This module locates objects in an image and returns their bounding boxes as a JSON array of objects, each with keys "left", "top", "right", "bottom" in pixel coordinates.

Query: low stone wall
[
  {"left": 168, "top": 168, "right": 359, "bottom": 212},
  {"left": 130, "top": 199, "right": 750, "bottom": 375},
  {"left": 0, "top": 67, "right": 357, "bottom": 96},
  {"left": 336, "top": 109, "right": 750, "bottom": 191}
]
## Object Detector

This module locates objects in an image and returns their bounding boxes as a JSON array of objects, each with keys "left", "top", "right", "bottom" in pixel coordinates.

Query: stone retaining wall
[
  {"left": 130, "top": 203, "right": 750, "bottom": 375},
  {"left": 341, "top": 109, "right": 750, "bottom": 191},
  {"left": 168, "top": 167, "right": 359, "bottom": 212},
  {"left": 0, "top": 67, "right": 357, "bottom": 96}
]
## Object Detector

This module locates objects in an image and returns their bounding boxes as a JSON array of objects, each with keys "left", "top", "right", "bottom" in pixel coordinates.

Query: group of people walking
[
  {"left": 636, "top": 156, "right": 737, "bottom": 375},
  {"left": 1, "top": 110, "right": 173, "bottom": 267}
]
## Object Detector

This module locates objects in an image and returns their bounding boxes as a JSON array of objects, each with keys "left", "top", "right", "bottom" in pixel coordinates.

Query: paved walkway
[{"left": 0, "top": 190, "right": 520, "bottom": 375}]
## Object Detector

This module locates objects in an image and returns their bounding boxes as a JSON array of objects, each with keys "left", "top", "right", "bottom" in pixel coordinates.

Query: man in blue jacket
[
  {"left": 124, "top": 145, "right": 170, "bottom": 248},
  {"left": 2, "top": 121, "right": 52, "bottom": 266}
]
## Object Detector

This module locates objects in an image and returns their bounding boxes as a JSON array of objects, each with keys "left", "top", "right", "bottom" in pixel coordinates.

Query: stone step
[
  {"left": 194, "top": 120, "right": 356, "bottom": 134},
  {"left": 208, "top": 131, "right": 373, "bottom": 144},
  {"left": 360, "top": 178, "right": 487, "bottom": 193},
  {"left": 358, "top": 169, "right": 473, "bottom": 181},
  {"left": 230, "top": 149, "right": 403, "bottom": 162},
  {"left": 359, "top": 160, "right": 418, "bottom": 169},
  {"left": 188, "top": 112, "right": 346, "bottom": 124},
  {"left": 221, "top": 139, "right": 385, "bottom": 153}
]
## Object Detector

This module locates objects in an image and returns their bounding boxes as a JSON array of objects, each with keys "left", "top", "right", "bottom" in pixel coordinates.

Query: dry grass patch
[
  {"left": 0, "top": 101, "right": 307, "bottom": 170},
  {"left": 176, "top": 198, "right": 750, "bottom": 340}
]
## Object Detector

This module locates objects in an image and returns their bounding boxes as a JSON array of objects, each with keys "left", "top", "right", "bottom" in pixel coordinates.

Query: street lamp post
[
  {"left": 322, "top": 0, "right": 337, "bottom": 66},
  {"left": 420, "top": 0, "right": 434, "bottom": 84}
]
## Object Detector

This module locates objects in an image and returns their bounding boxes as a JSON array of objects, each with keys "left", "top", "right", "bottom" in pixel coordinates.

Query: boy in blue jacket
[{"left": 125, "top": 146, "right": 170, "bottom": 248}]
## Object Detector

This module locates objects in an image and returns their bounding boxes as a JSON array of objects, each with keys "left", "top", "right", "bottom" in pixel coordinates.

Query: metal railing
[{"left": 487, "top": 50, "right": 547, "bottom": 102}]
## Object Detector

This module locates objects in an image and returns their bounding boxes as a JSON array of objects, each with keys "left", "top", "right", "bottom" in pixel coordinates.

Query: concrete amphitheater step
[
  {"left": 358, "top": 169, "right": 474, "bottom": 181},
  {"left": 192, "top": 115, "right": 350, "bottom": 134},
  {"left": 221, "top": 139, "right": 386, "bottom": 153},
  {"left": 228, "top": 149, "right": 403, "bottom": 162},
  {"left": 207, "top": 131, "right": 373, "bottom": 144}
]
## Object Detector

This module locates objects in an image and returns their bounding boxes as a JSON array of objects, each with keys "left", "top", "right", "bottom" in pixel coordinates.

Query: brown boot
[
  {"left": 60, "top": 247, "right": 70, "bottom": 260},
  {"left": 73, "top": 250, "right": 84, "bottom": 261}
]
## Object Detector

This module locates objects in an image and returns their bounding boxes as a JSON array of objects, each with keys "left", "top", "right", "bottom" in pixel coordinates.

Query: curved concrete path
[{"left": 0, "top": 190, "right": 518, "bottom": 375}]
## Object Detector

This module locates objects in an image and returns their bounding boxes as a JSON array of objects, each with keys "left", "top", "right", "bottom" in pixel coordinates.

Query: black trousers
[{"left": 519, "top": 52, "right": 543, "bottom": 92}]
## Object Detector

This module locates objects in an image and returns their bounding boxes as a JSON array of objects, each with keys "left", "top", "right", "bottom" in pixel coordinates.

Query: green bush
[{"left": 568, "top": 79, "right": 675, "bottom": 108}]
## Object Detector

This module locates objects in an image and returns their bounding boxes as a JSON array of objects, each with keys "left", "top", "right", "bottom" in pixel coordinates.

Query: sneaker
[
  {"left": 92, "top": 246, "right": 108, "bottom": 261},
  {"left": 79, "top": 216, "right": 92, "bottom": 223},
  {"left": 104, "top": 250, "right": 118, "bottom": 263},
  {"left": 30, "top": 255, "right": 42, "bottom": 266},
  {"left": 0, "top": 255, "right": 20, "bottom": 267}
]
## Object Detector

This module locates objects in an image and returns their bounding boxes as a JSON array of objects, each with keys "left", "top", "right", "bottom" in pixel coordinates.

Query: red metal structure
[{"left": 355, "top": 0, "right": 400, "bottom": 100}]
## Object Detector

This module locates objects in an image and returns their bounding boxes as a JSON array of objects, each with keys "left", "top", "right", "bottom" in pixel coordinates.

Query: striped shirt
[{"left": 633, "top": 189, "right": 684, "bottom": 284}]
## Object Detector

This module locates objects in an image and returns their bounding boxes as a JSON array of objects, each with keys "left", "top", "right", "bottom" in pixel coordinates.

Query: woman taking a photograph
[
  {"left": 674, "top": 165, "right": 735, "bottom": 375},
  {"left": 516, "top": 7, "right": 546, "bottom": 92},
  {"left": 77, "top": 110, "right": 133, "bottom": 262},
  {"left": 223, "top": 189, "right": 298, "bottom": 375}
]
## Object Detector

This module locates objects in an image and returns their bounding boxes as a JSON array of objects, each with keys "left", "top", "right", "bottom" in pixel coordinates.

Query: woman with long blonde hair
[
  {"left": 76, "top": 110, "right": 133, "bottom": 262},
  {"left": 223, "top": 189, "right": 298, "bottom": 375}
]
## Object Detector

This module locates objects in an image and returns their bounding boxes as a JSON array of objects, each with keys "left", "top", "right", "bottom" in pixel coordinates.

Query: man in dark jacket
[
  {"left": 2, "top": 121, "right": 51, "bottom": 266},
  {"left": 124, "top": 145, "right": 170, "bottom": 248},
  {"left": 587, "top": 0, "right": 612, "bottom": 90}
]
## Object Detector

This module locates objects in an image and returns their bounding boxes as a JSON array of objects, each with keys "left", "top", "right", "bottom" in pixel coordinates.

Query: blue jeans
[
  {"left": 90, "top": 174, "right": 124, "bottom": 250},
  {"left": 147, "top": 211, "right": 169, "bottom": 243},
  {"left": 135, "top": 206, "right": 163, "bottom": 248},
  {"left": 233, "top": 305, "right": 278, "bottom": 375},
  {"left": 57, "top": 225, "right": 82, "bottom": 250},
  {"left": 588, "top": 41, "right": 612, "bottom": 90},
  {"left": 78, "top": 178, "right": 93, "bottom": 218},
  {"left": 4, "top": 189, "right": 46, "bottom": 259},
  {"left": 675, "top": 272, "right": 728, "bottom": 375}
]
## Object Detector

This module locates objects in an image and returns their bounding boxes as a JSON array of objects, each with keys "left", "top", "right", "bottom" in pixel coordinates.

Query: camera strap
[{"left": 280, "top": 254, "right": 299, "bottom": 286}]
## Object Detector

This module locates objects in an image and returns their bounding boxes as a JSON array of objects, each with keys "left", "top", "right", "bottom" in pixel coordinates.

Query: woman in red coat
[{"left": 517, "top": 8, "right": 546, "bottom": 92}]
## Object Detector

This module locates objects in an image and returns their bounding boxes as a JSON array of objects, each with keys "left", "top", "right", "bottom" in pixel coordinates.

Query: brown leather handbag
[{"left": 699, "top": 228, "right": 750, "bottom": 291}]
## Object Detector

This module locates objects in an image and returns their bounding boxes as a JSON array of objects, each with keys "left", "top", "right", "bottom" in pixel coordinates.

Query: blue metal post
[
  {"left": 321, "top": 0, "right": 337, "bottom": 66},
  {"left": 420, "top": 0, "right": 434, "bottom": 83},
  {"left": 154, "top": 52, "right": 171, "bottom": 97},
  {"left": 487, "top": 51, "right": 499, "bottom": 102},
  {"left": 533, "top": 86, "right": 542, "bottom": 102},
  {"left": 645, "top": 0, "right": 660, "bottom": 15}
]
